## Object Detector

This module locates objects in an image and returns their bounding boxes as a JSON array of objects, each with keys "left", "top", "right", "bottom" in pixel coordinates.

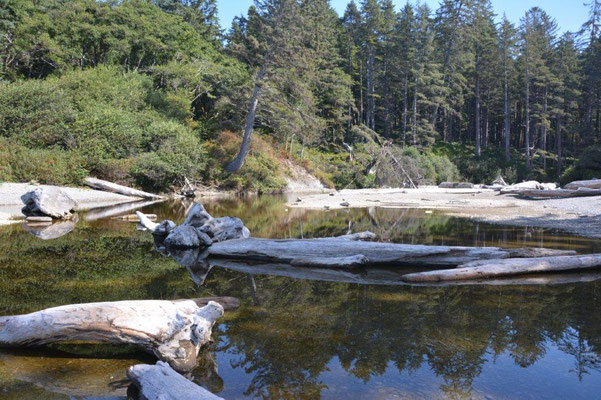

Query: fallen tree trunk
[
  {"left": 207, "top": 238, "right": 575, "bottom": 268},
  {"left": 84, "top": 177, "right": 164, "bottom": 200},
  {"left": 401, "top": 254, "right": 601, "bottom": 282},
  {"left": 84, "top": 200, "right": 162, "bottom": 221},
  {"left": 128, "top": 361, "right": 223, "bottom": 400},
  {"left": 565, "top": 179, "right": 601, "bottom": 190},
  {"left": 512, "top": 188, "right": 601, "bottom": 199},
  {"left": 0, "top": 299, "right": 224, "bottom": 372}
]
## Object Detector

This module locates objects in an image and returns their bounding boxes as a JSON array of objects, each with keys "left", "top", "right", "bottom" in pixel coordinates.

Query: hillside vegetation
[{"left": 1, "top": 0, "right": 600, "bottom": 191}]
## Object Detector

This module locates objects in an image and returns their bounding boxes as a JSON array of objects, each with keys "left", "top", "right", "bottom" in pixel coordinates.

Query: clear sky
[{"left": 217, "top": 0, "right": 590, "bottom": 34}]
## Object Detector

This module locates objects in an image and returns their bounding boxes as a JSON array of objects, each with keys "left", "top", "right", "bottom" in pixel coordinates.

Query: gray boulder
[
  {"left": 21, "top": 187, "right": 78, "bottom": 219},
  {"left": 153, "top": 219, "right": 177, "bottom": 237},
  {"left": 164, "top": 225, "right": 213, "bottom": 249}
]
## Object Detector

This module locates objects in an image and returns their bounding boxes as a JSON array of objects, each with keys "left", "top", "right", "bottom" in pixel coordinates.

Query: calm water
[{"left": 1, "top": 195, "right": 600, "bottom": 399}]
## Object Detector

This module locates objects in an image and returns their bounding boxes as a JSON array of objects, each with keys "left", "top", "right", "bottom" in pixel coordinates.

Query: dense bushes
[
  {"left": 561, "top": 145, "right": 601, "bottom": 184},
  {"left": 0, "top": 67, "right": 208, "bottom": 190}
]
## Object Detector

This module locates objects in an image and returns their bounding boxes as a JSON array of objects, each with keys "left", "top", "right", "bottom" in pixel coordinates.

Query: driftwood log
[
  {"left": 565, "top": 179, "right": 601, "bottom": 190},
  {"left": 513, "top": 188, "right": 601, "bottom": 199},
  {"left": 128, "top": 361, "right": 223, "bottom": 400},
  {"left": 0, "top": 299, "right": 226, "bottom": 372},
  {"left": 207, "top": 238, "right": 574, "bottom": 268},
  {"left": 85, "top": 177, "right": 164, "bottom": 200},
  {"left": 401, "top": 254, "right": 601, "bottom": 282}
]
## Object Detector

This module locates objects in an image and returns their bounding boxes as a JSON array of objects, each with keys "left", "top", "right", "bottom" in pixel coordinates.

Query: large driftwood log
[
  {"left": 565, "top": 179, "right": 601, "bottom": 190},
  {"left": 128, "top": 361, "right": 223, "bottom": 400},
  {"left": 401, "top": 254, "right": 601, "bottom": 282},
  {"left": 84, "top": 200, "right": 162, "bottom": 221},
  {"left": 0, "top": 299, "right": 224, "bottom": 372},
  {"left": 513, "top": 188, "right": 601, "bottom": 199},
  {"left": 207, "top": 238, "right": 575, "bottom": 268},
  {"left": 84, "top": 177, "right": 164, "bottom": 200}
]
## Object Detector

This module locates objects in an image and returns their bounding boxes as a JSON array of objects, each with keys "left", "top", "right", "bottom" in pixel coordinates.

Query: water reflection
[{"left": 1, "top": 195, "right": 601, "bottom": 399}]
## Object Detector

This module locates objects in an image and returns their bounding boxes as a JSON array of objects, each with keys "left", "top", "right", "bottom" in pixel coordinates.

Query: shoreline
[
  {"left": 0, "top": 182, "right": 139, "bottom": 225},
  {"left": 287, "top": 187, "right": 601, "bottom": 240}
]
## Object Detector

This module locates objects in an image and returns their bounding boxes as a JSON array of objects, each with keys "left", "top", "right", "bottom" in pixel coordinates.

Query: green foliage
[{"left": 560, "top": 145, "right": 601, "bottom": 184}]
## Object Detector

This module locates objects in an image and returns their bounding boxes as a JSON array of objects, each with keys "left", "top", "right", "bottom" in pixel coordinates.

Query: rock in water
[
  {"left": 21, "top": 187, "right": 78, "bottom": 219},
  {"left": 154, "top": 219, "right": 177, "bottom": 236},
  {"left": 164, "top": 225, "right": 212, "bottom": 249}
]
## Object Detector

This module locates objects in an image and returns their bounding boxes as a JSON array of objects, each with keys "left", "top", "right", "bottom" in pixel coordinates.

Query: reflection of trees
[{"left": 203, "top": 271, "right": 601, "bottom": 398}]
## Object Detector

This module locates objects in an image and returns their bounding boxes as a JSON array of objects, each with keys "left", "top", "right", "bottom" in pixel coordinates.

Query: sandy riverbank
[
  {"left": 0, "top": 182, "right": 138, "bottom": 225},
  {"left": 288, "top": 187, "right": 601, "bottom": 239}
]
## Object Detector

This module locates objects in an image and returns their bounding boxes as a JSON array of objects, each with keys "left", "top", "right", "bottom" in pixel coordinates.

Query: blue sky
[{"left": 217, "top": 0, "right": 589, "bottom": 34}]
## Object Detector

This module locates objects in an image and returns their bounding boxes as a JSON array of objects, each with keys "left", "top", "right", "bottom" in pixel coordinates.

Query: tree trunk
[
  {"left": 402, "top": 74, "right": 408, "bottom": 145},
  {"left": 525, "top": 45, "right": 531, "bottom": 170},
  {"left": 475, "top": 52, "right": 481, "bottom": 157},
  {"left": 84, "top": 177, "right": 164, "bottom": 199},
  {"left": 504, "top": 61, "right": 511, "bottom": 162},
  {"left": 557, "top": 114, "right": 562, "bottom": 177},
  {"left": 207, "top": 238, "right": 574, "bottom": 268},
  {"left": 542, "top": 86, "right": 548, "bottom": 171},
  {"left": 225, "top": 65, "right": 266, "bottom": 173},
  {"left": 367, "top": 45, "right": 375, "bottom": 130}
]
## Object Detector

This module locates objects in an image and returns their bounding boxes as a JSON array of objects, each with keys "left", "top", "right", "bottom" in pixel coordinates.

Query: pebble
[{"left": 340, "top": 201, "right": 350, "bottom": 207}]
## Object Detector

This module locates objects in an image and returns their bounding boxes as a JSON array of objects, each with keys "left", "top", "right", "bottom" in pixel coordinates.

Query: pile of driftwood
[
  {"left": 0, "top": 297, "right": 237, "bottom": 398},
  {"left": 137, "top": 202, "right": 601, "bottom": 285}
]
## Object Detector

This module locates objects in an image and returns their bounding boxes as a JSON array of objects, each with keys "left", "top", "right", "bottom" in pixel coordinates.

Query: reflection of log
[
  {"left": 207, "top": 238, "right": 575, "bottom": 268},
  {"left": 84, "top": 177, "right": 164, "bottom": 200},
  {"left": 0, "top": 299, "right": 223, "bottom": 372},
  {"left": 565, "top": 179, "right": 601, "bottom": 190},
  {"left": 128, "top": 361, "right": 223, "bottom": 400},
  {"left": 401, "top": 254, "right": 601, "bottom": 282},
  {"left": 513, "top": 188, "right": 601, "bottom": 199},
  {"left": 209, "top": 260, "right": 601, "bottom": 287},
  {"left": 84, "top": 200, "right": 163, "bottom": 221},
  {"left": 0, "top": 350, "right": 133, "bottom": 398}
]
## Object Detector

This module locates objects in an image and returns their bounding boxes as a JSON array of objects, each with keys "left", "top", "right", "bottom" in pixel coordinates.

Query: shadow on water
[{"left": 1, "top": 194, "right": 601, "bottom": 399}]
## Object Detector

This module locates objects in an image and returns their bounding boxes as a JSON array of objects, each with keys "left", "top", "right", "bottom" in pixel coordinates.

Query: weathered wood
[
  {"left": 84, "top": 177, "right": 164, "bottom": 200},
  {"left": 565, "top": 179, "right": 601, "bottom": 190},
  {"left": 439, "top": 182, "right": 474, "bottom": 189},
  {"left": 326, "top": 231, "right": 377, "bottom": 241},
  {"left": 207, "top": 238, "right": 575, "bottom": 268},
  {"left": 401, "top": 254, "right": 601, "bottom": 282},
  {"left": 128, "top": 361, "right": 223, "bottom": 400},
  {"left": 514, "top": 188, "right": 601, "bottom": 199},
  {"left": 0, "top": 299, "right": 224, "bottom": 372},
  {"left": 499, "top": 181, "right": 557, "bottom": 194}
]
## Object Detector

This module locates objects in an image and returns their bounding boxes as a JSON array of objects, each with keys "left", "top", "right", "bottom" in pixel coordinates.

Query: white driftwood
[
  {"left": 84, "top": 177, "right": 164, "bottom": 200},
  {"left": 0, "top": 299, "right": 223, "bottom": 372},
  {"left": 207, "top": 238, "right": 575, "bottom": 268},
  {"left": 565, "top": 179, "right": 601, "bottom": 190},
  {"left": 329, "top": 231, "right": 377, "bottom": 241},
  {"left": 136, "top": 211, "right": 160, "bottom": 231},
  {"left": 128, "top": 361, "right": 223, "bottom": 400},
  {"left": 401, "top": 254, "right": 601, "bottom": 282},
  {"left": 499, "top": 181, "right": 557, "bottom": 194}
]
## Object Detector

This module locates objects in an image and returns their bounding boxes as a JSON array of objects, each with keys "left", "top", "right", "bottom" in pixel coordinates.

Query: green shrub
[{"left": 560, "top": 145, "right": 601, "bottom": 184}]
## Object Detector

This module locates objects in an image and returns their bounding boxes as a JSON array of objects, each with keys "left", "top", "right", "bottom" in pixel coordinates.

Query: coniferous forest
[{"left": 1, "top": 0, "right": 601, "bottom": 192}]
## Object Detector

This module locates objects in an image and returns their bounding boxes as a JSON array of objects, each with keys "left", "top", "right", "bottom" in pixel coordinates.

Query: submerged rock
[{"left": 21, "top": 187, "right": 78, "bottom": 219}]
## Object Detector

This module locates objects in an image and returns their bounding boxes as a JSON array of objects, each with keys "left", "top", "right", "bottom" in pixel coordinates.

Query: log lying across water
[
  {"left": 0, "top": 298, "right": 229, "bottom": 372},
  {"left": 207, "top": 238, "right": 575, "bottom": 268},
  {"left": 401, "top": 254, "right": 601, "bottom": 282},
  {"left": 84, "top": 177, "right": 164, "bottom": 200},
  {"left": 128, "top": 361, "right": 223, "bottom": 400}
]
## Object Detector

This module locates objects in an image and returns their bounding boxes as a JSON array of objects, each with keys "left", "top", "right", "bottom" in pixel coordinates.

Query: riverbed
[{"left": 1, "top": 195, "right": 600, "bottom": 399}]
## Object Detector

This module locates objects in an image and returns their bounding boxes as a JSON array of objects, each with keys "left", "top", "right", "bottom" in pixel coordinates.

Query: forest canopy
[{"left": 1, "top": 0, "right": 600, "bottom": 191}]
